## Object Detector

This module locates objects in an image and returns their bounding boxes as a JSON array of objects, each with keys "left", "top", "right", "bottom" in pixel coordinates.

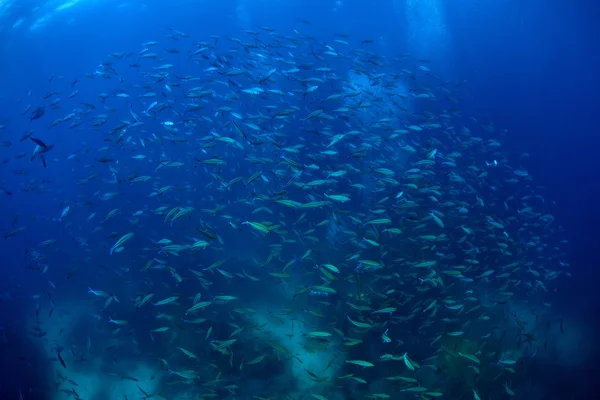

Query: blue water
[{"left": 1, "top": 0, "right": 599, "bottom": 399}]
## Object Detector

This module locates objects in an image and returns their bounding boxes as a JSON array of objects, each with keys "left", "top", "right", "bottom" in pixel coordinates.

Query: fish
[
  {"left": 345, "top": 360, "right": 374, "bottom": 368},
  {"left": 109, "top": 232, "right": 134, "bottom": 255}
]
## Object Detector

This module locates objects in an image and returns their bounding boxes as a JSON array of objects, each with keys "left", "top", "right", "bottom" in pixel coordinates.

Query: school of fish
[{"left": 2, "top": 23, "right": 571, "bottom": 400}]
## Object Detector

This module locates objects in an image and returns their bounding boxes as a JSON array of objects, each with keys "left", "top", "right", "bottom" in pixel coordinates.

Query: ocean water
[{"left": 0, "top": 1, "right": 599, "bottom": 399}]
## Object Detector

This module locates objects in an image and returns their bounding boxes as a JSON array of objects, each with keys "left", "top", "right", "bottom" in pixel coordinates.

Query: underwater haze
[{"left": 0, "top": 0, "right": 599, "bottom": 399}]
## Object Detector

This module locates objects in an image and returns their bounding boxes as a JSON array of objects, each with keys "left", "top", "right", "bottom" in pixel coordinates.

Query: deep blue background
[{"left": 1, "top": 0, "right": 599, "bottom": 396}]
